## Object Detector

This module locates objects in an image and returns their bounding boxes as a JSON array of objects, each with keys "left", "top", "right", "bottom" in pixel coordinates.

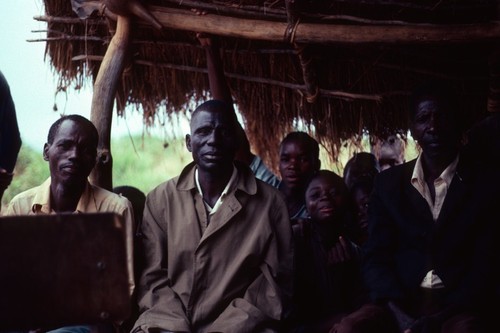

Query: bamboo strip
[
  {"left": 34, "top": 15, "right": 106, "bottom": 25},
  {"left": 27, "top": 36, "right": 107, "bottom": 42}
]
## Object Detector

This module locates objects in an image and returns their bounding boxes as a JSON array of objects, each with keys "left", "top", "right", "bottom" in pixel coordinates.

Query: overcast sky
[{"left": 0, "top": 1, "right": 180, "bottom": 151}]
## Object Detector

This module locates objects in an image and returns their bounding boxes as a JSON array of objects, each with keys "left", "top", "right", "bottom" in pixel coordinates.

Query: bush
[
  {"left": 111, "top": 135, "right": 192, "bottom": 194},
  {"left": 2, "top": 144, "right": 48, "bottom": 208}
]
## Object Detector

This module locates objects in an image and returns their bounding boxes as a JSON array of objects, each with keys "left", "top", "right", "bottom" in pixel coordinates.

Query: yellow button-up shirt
[{"left": 5, "top": 177, "right": 136, "bottom": 295}]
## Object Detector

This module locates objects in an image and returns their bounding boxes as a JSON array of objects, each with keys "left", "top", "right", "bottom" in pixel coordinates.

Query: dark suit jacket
[
  {"left": 0, "top": 70, "right": 21, "bottom": 173},
  {"left": 362, "top": 155, "right": 500, "bottom": 312}
]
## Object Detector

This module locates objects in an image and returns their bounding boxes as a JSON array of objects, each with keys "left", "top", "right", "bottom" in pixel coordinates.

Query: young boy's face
[
  {"left": 279, "top": 140, "right": 317, "bottom": 190},
  {"left": 305, "top": 173, "right": 347, "bottom": 224},
  {"left": 352, "top": 185, "right": 370, "bottom": 230}
]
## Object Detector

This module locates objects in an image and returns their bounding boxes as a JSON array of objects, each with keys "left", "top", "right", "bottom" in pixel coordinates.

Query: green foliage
[
  {"left": 1, "top": 135, "right": 192, "bottom": 210},
  {"left": 111, "top": 135, "right": 192, "bottom": 195},
  {"left": 2, "top": 144, "right": 49, "bottom": 208}
]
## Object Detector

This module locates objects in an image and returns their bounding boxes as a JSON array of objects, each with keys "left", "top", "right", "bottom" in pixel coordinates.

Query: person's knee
[
  {"left": 46, "top": 325, "right": 92, "bottom": 333},
  {"left": 441, "top": 313, "right": 483, "bottom": 333},
  {"left": 330, "top": 304, "right": 399, "bottom": 333}
]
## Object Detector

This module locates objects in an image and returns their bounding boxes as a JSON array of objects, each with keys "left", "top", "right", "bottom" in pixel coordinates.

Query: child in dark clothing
[
  {"left": 346, "top": 176, "right": 374, "bottom": 246},
  {"left": 288, "top": 170, "right": 367, "bottom": 333}
]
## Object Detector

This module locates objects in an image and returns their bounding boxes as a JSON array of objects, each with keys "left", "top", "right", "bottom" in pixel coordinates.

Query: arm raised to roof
[{"left": 197, "top": 33, "right": 256, "bottom": 166}]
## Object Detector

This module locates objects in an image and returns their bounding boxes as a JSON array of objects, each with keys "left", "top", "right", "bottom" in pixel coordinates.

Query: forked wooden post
[
  {"left": 90, "top": 15, "right": 131, "bottom": 190},
  {"left": 488, "top": 48, "right": 500, "bottom": 113},
  {"left": 285, "top": 0, "right": 319, "bottom": 103}
]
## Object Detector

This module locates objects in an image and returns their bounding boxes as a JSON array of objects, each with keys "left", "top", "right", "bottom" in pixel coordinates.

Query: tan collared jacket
[{"left": 133, "top": 162, "right": 294, "bottom": 333}]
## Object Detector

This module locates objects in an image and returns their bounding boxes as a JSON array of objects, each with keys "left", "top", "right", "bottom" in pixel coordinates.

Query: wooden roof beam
[
  {"left": 488, "top": 48, "right": 500, "bottom": 113},
  {"left": 146, "top": 5, "right": 500, "bottom": 44}
]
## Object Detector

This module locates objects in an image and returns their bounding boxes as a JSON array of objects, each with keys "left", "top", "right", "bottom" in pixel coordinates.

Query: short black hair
[
  {"left": 409, "top": 80, "right": 465, "bottom": 132},
  {"left": 280, "top": 131, "right": 320, "bottom": 160},
  {"left": 349, "top": 175, "right": 375, "bottom": 196},
  {"left": 343, "top": 152, "right": 379, "bottom": 190},
  {"left": 47, "top": 114, "right": 98, "bottom": 146},
  {"left": 191, "top": 99, "right": 238, "bottom": 125},
  {"left": 306, "top": 170, "right": 351, "bottom": 213},
  {"left": 113, "top": 185, "right": 146, "bottom": 225},
  {"left": 409, "top": 81, "right": 459, "bottom": 118}
]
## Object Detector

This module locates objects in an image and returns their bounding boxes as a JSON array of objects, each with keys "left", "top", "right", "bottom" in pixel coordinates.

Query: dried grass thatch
[{"left": 36, "top": 0, "right": 500, "bottom": 170}]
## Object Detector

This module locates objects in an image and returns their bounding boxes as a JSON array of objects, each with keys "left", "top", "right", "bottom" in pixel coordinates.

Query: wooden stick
[
  {"left": 34, "top": 15, "right": 106, "bottom": 25},
  {"left": 286, "top": 0, "right": 319, "bottom": 103},
  {"left": 35, "top": 11, "right": 500, "bottom": 44},
  {"left": 161, "top": 0, "right": 285, "bottom": 20},
  {"left": 72, "top": 55, "right": 106, "bottom": 61},
  {"left": 32, "top": 13, "right": 419, "bottom": 27},
  {"left": 27, "top": 36, "right": 107, "bottom": 42},
  {"left": 162, "top": 0, "right": 488, "bottom": 18},
  {"left": 72, "top": 54, "right": 411, "bottom": 101},
  {"left": 488, "top": 48, "right": 500, "bottom": 113},
  {"left": 145, "top": 5, "right": 500, "bottom": 44}
]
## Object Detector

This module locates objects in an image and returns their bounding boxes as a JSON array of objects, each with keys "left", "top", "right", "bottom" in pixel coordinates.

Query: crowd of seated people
[{"left": 3, "top": 33, "right": 500, "bottom": 333}]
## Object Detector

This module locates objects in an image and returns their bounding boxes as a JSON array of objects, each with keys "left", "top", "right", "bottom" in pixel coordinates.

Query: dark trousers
[{"left": 330, "top": 289, "right": 488, "bottom": 333}]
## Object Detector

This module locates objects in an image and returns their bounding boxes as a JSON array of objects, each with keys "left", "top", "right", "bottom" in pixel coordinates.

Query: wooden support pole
[
  {"left": 286, "top": 0, "right": 319, "bottom": 103},
  {"left": 488, "top": 48, "right": 500, "bottom": 113},
  {"left": 89, "top": 15, "right": 131, "bottom": 190}
]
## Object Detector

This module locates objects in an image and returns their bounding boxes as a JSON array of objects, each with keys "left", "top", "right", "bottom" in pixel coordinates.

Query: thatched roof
[{"left": 36, "top": 0, "right": 500, "bottom": 169}]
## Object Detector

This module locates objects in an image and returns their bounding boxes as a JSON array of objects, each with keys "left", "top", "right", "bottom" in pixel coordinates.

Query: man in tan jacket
[{"left": 133, "top": 100, "right": 294, "bottom": 333}]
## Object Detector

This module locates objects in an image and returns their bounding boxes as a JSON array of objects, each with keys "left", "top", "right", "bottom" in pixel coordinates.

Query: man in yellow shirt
[{"left": 5, "top": 114, "right": 134, "bottom": 333}]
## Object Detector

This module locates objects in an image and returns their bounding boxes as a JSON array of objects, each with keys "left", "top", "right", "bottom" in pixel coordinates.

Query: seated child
[{"left": 287, "top": 170, "right": 367, "bottom": 333}]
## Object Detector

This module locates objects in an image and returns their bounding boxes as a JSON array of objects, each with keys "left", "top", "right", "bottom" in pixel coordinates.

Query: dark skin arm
[
  {"left": 386, "top": 299, "right": 462, "bottom": 333},
  {"left": 197, "top": 33, "right": 255, "bottom": 166},
  {"left": 197, "top": 33, "right": 233, "bottom": 106},
  {"left": 327, "top": 236, "right": 361, "bottom": 264}
]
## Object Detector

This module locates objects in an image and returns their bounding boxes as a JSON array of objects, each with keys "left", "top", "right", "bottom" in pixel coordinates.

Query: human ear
[
  {"left": 185, "top": 134, "right": 192, "bottom": 152},
  {"left": 43, "top": 143, "right": 50, "bottom": 161}
]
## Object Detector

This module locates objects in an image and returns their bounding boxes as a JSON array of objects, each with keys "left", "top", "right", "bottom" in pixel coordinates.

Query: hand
[
  {"left": 408, "top": 316, "right": 440, "bottom": 333},
  {"left": 408, "top": 304, "right": 460, "bottom": 333},
  {"left": 196, "top": 32, "right": 212, "bottom": 47},
  {"left": 387, "top": 301, "right": 414, "bottom": 332},
  {"left": 327, "top": 236, "right": 353, "bottom": 264},
  {"left": 190, "top": 8, "right": 207, "bottom": 16}
]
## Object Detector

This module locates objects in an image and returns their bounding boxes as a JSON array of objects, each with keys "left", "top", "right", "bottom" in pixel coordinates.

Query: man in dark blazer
[{"left": 330, "top": 82, "right": 500, "bottom": 333}]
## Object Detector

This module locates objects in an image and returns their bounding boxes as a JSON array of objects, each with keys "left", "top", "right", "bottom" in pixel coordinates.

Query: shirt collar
[
  {"left": 32, "top": 178, "right": 96, "bottom": 214},
  {"left": 411, "top": 153, "right": 459, "bottom": 188},
  {"left": 195, "top": 165, "right": 238, "bottom": 215},
  {"left": 31, "top": 178, "right": 52, "bottom": 214}
]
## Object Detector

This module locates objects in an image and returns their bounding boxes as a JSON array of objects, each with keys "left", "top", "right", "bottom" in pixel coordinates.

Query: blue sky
[{"left": 0, "top": 1, "right": 177, "bottom": 150}]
